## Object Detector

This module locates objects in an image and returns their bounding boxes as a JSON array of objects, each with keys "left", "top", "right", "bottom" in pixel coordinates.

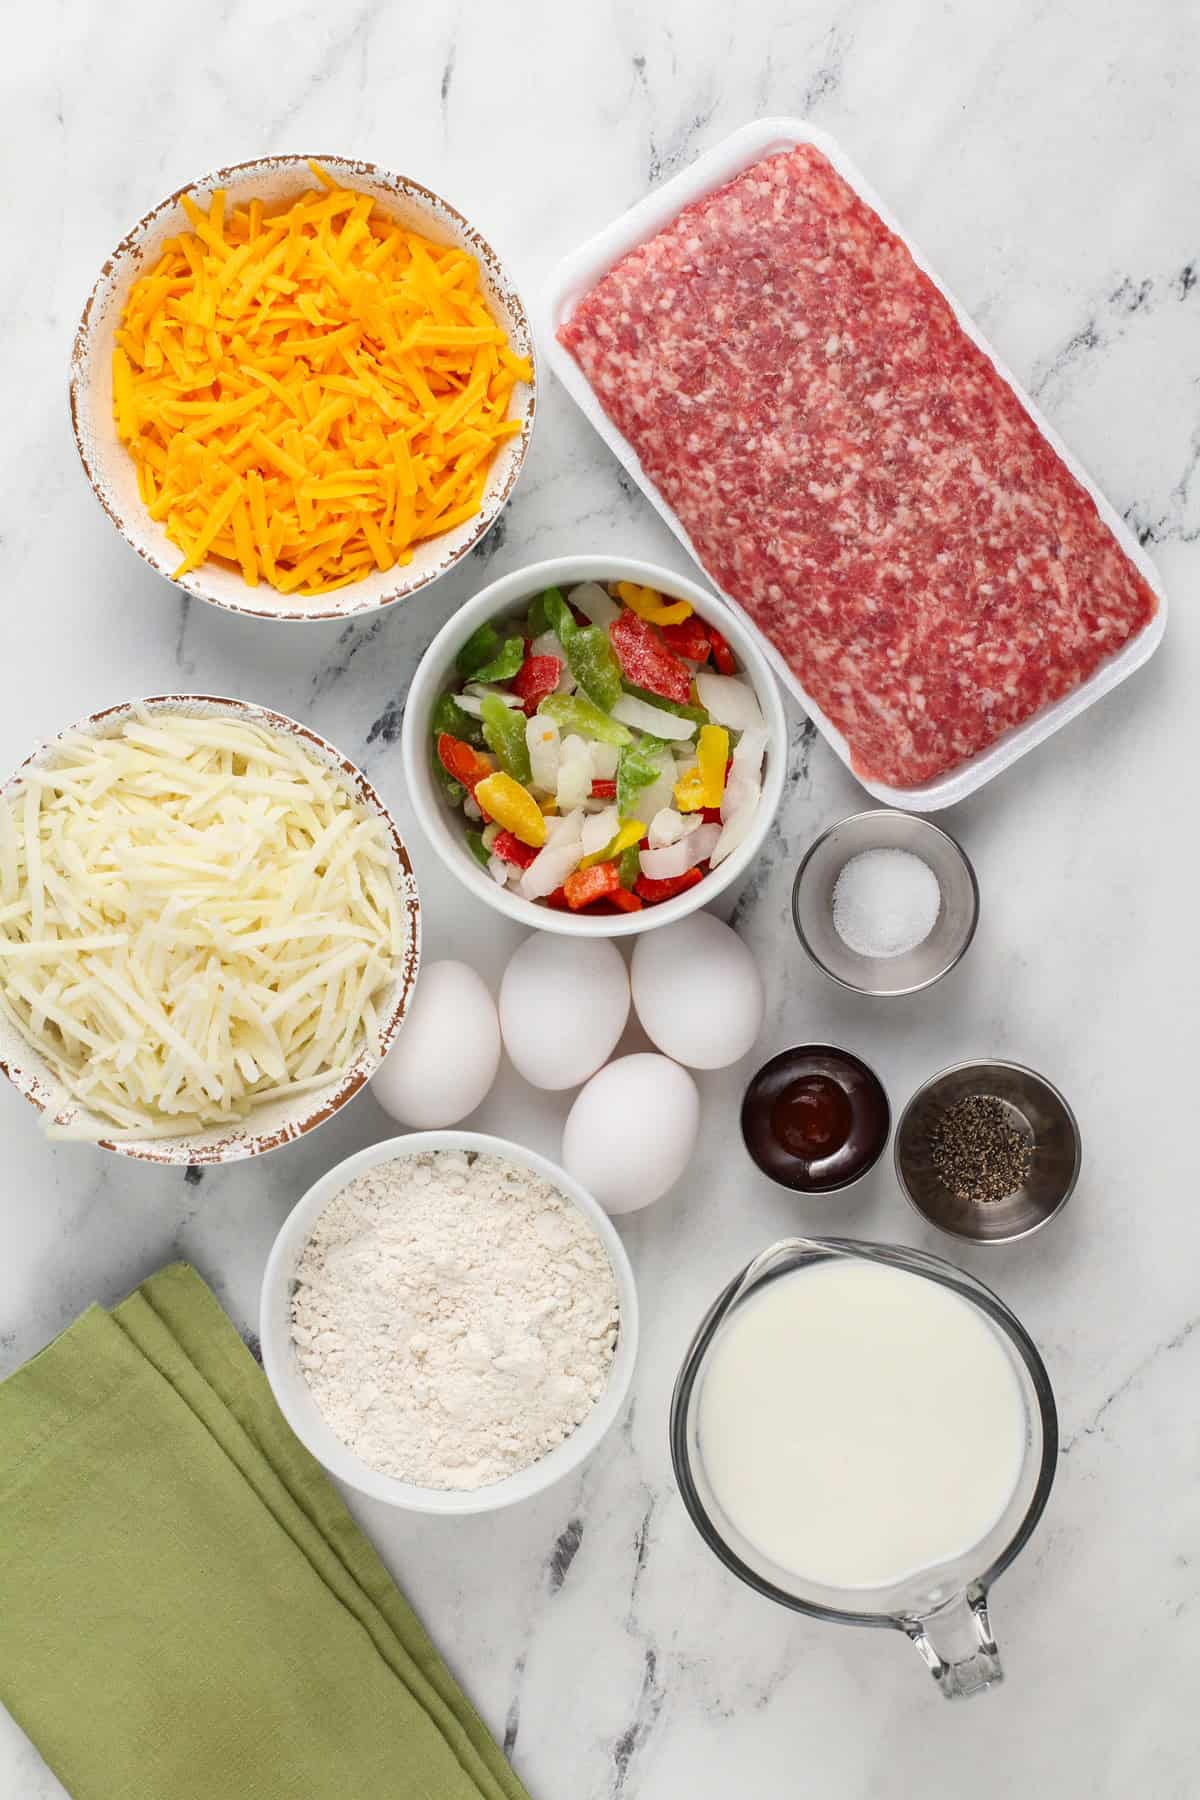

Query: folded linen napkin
[{"left": 0, "top": 1262, "right": 530, "bottom": 1800}]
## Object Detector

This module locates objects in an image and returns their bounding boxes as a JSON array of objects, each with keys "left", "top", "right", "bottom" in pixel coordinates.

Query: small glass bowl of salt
[{"left": 792, "top": 810, "right": 979, "bottom": 997}]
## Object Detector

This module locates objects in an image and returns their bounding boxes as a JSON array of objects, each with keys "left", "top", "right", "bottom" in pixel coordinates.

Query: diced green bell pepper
[
  {"left": 617, "top": 735, "right": 670, "bottom": 819},
  {"left": 537, "top": 692, "right": 632, "bottom": 747},
  {"left": 480, "top": 693, "right": 532, "bottom": 784},
  {"left": 432, "top": 690, "right": 485, "bottom": 748},
  {"left": 541, "top": 590, "right": 623, "bottom": 711},
  {"left": 456, "top": 622, "right": 503, "bottom": 677},
  {"left": 526, "top": 587, "right": 563, "bottom": 637},
  {"left": 470, "top": 636, "right": 525, "bottom": 684}
]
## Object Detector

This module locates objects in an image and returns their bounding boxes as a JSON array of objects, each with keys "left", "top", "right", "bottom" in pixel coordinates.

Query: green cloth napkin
[{"left": 0, "top": 1262, "right": 531, "bottom": 1800}]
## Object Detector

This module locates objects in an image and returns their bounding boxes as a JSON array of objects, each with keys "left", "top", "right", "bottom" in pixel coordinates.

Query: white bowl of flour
[{"left": 260, "top": 1131, "right": 639, "bottom": 1513}]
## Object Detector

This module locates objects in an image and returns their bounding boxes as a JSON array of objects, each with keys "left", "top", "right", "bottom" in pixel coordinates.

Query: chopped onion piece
[
  {"left": 722, "top": 726, "right": 767, "bottom": 822},
  {"left": 526, "top": 714, "right": 560, "bottom": 793},
  {"left": 695, "top": 671, "right": 765, "bottom": 733},
  {"left": 610, "top": 695, "right": 698, "bottom": 741},
  {"left": 546, "top": 807, "right": 586, "bottom": 848},
  {"left": 710, "top": 803, "right": 756, "bottom": 867},
  {"left": 555, "top": 735, "right": 593, "bottom": 810},
  {"left": 520, "top": 840, "right": 584, "bottom": 901},
  {"left": 463, "top": 684, "right": 523, "bottom": 706},
  {"left": 569, "top": 582, "right": 621, "bottom": 627},
  {"left": 638, "top": 823, "right": 721, "bottom": 881},
  {"left": 648, "top": 808, "right": 702, "bottom": 849},
  {"left": 589, "top": 741, "right": 620, "bottom": 780},
  {"left": 581, "top": 806, "right": 620, "bottom": 857}
]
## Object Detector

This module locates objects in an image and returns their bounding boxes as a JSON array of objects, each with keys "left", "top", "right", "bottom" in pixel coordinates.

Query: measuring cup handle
[{"left": 904, "top": 1587, "right": 1003, "bottom": 1699}]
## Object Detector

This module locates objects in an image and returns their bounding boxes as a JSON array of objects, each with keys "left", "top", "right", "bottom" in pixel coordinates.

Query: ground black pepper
[{"left": 930, "top": 1094, "right": 1033, "bottom": 1204}]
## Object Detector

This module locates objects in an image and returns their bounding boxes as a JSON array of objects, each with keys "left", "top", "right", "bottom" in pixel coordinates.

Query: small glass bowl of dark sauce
[{"left": 741, "top": 1046, "right": 891, "bottom": 1193}]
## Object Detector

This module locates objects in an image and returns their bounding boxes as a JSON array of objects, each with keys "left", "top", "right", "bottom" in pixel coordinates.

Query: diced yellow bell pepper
[
  {"left": 697, "top": 724, "right": 730, "bottom": 807},
  {"left": 579, "top": 818, "right": 645, "bottom": 870},
  {"left": 474, "top": 772, "right": 547, "bottom": 847},
  {"left": 616, "top": 580, "right": 693, "bottom": 627},
  {"left": 674, "top": 766, "right": 706, "bottom": 813}
]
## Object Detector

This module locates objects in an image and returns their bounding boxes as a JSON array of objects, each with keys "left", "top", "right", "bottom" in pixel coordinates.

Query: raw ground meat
[{"left": 558, "top": 145, "right": 1159, "bottom": 788}]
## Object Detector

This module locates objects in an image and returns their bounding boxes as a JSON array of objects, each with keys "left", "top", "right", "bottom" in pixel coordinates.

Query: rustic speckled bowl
[
  {"left": 0, "top": 695, "right": 421, "bottom": 1163},
  {"left": 69, "top": 154, "right": 536, "bottom": 622}
]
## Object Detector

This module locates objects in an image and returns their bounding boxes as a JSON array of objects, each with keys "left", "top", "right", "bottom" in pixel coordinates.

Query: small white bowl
[
  {"left": 70, "top": 154, "right": 536, "bottom": 622},
  {"left": 260, "top": 1130, "right": 639, "bottom": 1514},
  {"left": 0, "top": 695, "right": 421, "bottom": 1163},
  {"left": 401, "top": 555, "right": 788, "bottom": 937}
]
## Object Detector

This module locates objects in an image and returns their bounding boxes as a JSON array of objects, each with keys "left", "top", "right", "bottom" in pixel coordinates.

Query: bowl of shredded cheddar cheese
[
  {"left": 0, "top": 695, "right": 421, "bottom": 1162},
  {"left": 70, "top": 156, "right": 536, "bottom": 620}
]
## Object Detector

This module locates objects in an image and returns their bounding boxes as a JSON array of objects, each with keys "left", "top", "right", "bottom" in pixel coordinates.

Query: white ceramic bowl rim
[
  {"left": 400, "top": 555, "right": 789, "bottom": 937},
  {"left": 259, "top": 1130, "right": 640, "bottom": 1514},
  {"left": 0, "top": 694, "right": 421, "bottom": 1163},
  {"left": 69, "top": 153, "right": 536, "bottom": 622}
]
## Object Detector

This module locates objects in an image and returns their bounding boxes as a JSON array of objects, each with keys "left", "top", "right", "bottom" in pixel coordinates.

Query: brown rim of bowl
[
  {"left": 68, "top": 153, "right": 537, "bottom": 623},
  {"left": 0, "top": 694, "right": 421, "bottom": 1163}
]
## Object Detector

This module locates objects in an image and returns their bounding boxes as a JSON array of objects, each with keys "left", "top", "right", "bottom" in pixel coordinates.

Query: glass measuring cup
[{"left": 669, "top": 1237, "right": 1057, "bottom": 1699}]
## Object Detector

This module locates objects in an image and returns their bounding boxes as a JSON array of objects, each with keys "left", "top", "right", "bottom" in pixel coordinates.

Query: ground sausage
[{"left": 558, "top": 146, "right": 1159, "bottom": 788}]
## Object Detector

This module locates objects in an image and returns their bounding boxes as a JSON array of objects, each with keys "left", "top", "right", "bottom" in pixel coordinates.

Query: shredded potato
[
  {"left": 0, "top": 712, "right": 405, "bottom": 1140},
  {"left": 112, "top": 162, "right": 533, "bottom": 597}
]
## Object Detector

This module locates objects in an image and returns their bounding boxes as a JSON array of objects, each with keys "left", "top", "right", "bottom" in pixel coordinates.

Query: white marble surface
[{"left": 1, "top": 2, "right": 1198, "bottom": 1795}]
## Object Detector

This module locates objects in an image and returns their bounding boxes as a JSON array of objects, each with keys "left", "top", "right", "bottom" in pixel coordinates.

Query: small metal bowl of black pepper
[{"left": 895, "top": 1059, "right": 1081, "bottom": 1244}]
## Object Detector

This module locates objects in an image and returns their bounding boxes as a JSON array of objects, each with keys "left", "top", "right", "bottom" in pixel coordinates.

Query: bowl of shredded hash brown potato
[
  {"left": 0, "top": 695, "right": 420, "bottom": 1162},
  {"left": 70, "top": 156, "right": 535, "bottom": 620}
]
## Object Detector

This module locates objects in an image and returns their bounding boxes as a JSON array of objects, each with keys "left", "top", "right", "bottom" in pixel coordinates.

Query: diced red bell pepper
[
  {"left": 563, "top": 860, "right": 622, "bottom": 910},
  {"left": 634, "top": 866, "right": 706, "bottom": 905},
  {"left": 604, "top": 887, "right": 643, "bottom": 912},
  {"left": 511, "top": 654, "right": 561, "bottom": 715},
  {"left": 589, "top": 779, "right": 617, "bottom": 800},
  {"left": 660, "top": 617, "right": 712, "bottom": 662},
  {"left": 545, "top": 886, "right": 572, "bottom": 910},
  {"left": 707, "top": 623, "right": 737, "bottom": 675},
  {"left": 437, "top": 733, "right": 493, "bottom": 797},
  {"left": 609, "top": 609, "right": 692, "bottom": 704},
  {"left": 491, "top": 829, "right": 537, "bottom": 869}
]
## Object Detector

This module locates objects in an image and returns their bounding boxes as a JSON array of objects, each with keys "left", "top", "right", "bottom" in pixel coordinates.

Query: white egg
[
  {"left": 563, "top": 1054, "right": 700, "bottom": 1214},
  {"left": 370, "top": 960, "right": 500, "bottom": 1127},
  {"left": 500, "top": 934, "right": 630, "bottom": 1091},
  {"left": 631, "top": 911, "right": 764, "bottom": 1070}
]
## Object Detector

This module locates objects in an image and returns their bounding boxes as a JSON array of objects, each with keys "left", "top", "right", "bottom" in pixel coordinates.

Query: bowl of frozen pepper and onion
[{"left": 402, "top": 557, "right": 787, "bottom": 934}]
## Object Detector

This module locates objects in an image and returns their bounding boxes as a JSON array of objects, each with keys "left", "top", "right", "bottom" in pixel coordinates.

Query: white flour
[{"left": 290, "top": 1149, "right": 620, "bottom": 1489}]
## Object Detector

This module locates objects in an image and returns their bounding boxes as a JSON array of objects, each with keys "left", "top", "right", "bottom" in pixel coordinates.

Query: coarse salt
[{"left": 832, "top": 848, "right": 941, "bottom": 959}]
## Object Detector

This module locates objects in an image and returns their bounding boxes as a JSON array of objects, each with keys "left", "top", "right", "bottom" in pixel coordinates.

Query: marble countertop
[{"left": 2, "top": 3, "right": 1197, "bottom": 1795}]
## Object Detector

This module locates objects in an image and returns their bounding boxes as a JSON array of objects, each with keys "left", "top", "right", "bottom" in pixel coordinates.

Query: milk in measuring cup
[{"left": 696, "top": 1259, "right": 1027, "bottom": 1591}]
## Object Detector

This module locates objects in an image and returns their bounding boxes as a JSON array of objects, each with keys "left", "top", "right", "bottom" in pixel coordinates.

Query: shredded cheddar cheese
[{"left": 112, "top": 163, "right": 532, "bottom": 597}]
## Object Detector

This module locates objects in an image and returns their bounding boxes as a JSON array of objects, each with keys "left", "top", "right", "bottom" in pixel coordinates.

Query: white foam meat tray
[{"left": 542, "top": 117, "right": 1167, "bottom": 813}]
